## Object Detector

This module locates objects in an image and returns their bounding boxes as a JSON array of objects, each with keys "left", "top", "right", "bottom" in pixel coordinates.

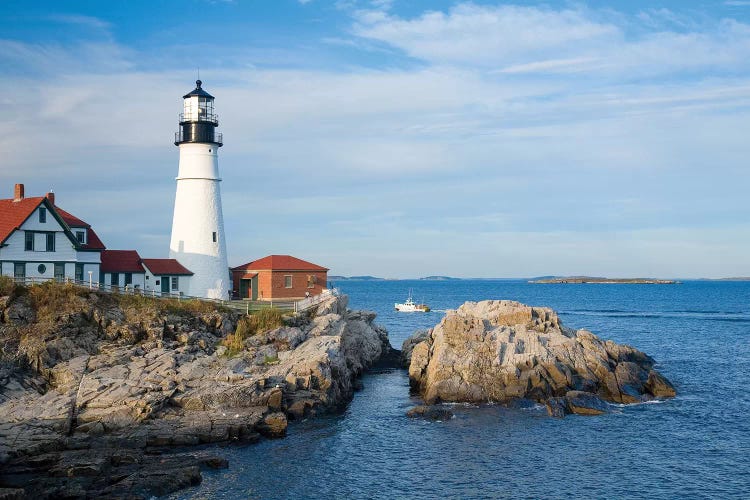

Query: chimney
[
  {"left": 13, "top": 183, "right": 24, "bottom": 202},
  {"left": 46, "top": 191, "right": 55, "bottom": 205}
]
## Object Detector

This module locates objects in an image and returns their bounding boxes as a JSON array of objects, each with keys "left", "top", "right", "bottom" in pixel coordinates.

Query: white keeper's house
[{"left": 0, "top": 184, "right": 105, "bottom": 282}]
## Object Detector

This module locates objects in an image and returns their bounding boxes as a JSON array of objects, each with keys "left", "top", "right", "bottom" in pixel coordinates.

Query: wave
[{"left": 611, "top": 399, "right": 668, "bottom": 408}]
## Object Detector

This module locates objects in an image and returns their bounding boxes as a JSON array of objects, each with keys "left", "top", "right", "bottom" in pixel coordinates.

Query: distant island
[
  {"left": 419, "top": 276, "right": 461, "bottom": 281},
  {"left": 329, "top": 275, "right": 386, "bottom": 281},
  {"left": 529, "top": 276, "right": 679, "bottom": 284}
]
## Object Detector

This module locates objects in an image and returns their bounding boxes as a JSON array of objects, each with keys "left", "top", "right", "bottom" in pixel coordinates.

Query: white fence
[{"left": 7, "top": 276, "right": 226, "bottom": 304}]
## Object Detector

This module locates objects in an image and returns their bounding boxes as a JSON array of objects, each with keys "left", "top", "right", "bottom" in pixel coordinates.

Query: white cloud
[
  {"left": 352, "top": 3, "right": 750, "bottom": 80},
  {"left": 353, "top": 4, "right": 618, "bottom": 67},
  {"left": 3, "top": 3, "right": 750, "bottom": 276},
  {"left": 46, "top": 14, "right": 111, "bottom": 31}
]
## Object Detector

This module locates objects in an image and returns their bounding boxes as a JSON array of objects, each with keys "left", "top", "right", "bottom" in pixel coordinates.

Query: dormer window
[
  {"left": 39, "top": 207, "right": 46, "bottom": 223},
  {"left": 76, "top": 230, "right": 86, "bottom": 244}
]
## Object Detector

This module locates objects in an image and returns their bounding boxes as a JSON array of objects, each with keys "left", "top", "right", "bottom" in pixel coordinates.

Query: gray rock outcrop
[
  {"left": 0, "top": 283, "right": 391, "bottom": 497},
  {"left": 404, "top": 300, "right": 675, "bottom": 415}
]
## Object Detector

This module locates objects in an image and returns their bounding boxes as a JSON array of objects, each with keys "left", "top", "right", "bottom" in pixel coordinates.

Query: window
[
  {"left": 46, "top": 233, "right": 55, "bottom": 252},
  {"left": 307, "top": 275, "right": 316, "bottom": 288},
  {"left": 124, "top": 273, "right": 132, "bottom": 286},
  {"left": 284, "top": 275, "right": 293, "bottom": 288},
  {"left": 25, "top": 232, "right": 34, "bottom": 251},
  {"left": 14, "top": 263, "right": 25, "bottom": 279},
  {"left": 37, "top": 264, "right": 46, "bottom": 274},
  {"left": 171, "top": 276, "right": 179, "bottom": 291},
  {"left": 76, "top": 230, "right": 85, "bottom": 243},
  {"left": 212, "top": 231, "right": 217, "bottom": 242},
  {"left": 39, "top": 207, "right": 46, "bottom": 223},
  {"left": 75, "top": 264, "right": 84, "bottom": 282}
]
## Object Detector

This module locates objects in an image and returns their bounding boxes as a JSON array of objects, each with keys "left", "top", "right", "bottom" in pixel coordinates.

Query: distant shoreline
[{"left": 529, "top": 277, "right": 679, "bottom": 284}]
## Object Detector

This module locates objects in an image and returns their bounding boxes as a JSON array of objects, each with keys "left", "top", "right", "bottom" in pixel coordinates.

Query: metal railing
[
  {"left": 293, "top": 288, "right": 339, "bottom": 314},
  {"left": 174, "top": 131, "right": 223, "bottom": 145},
  {"left": 179, "top": 112, "right": 219, "bottom": 125}
]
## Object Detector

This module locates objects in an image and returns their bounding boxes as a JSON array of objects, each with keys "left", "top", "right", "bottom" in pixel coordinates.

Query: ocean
[{"left": 175, "top": 279, "right": 750, "bottom": 499}]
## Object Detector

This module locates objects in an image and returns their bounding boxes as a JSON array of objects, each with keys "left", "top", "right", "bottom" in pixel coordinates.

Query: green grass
[
  {"left": 116, "top": 292, "right": 230, "bottom": 315},
  {"left": 1, "top": 279, "right": 230, "bottom": 323},
  {"left": 222, "top": 307, "right": 286, "bottom": 356}
]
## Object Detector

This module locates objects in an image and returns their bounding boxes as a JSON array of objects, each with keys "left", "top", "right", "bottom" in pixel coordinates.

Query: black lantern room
[{"left": 174, "top": 80, "right": 223, "bottom": 147}]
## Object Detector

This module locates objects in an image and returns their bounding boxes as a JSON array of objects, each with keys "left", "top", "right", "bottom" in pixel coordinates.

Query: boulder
[
  {"left": 406, "top": 405, "right": 454, "bottom": 421},
  {"left": 564, "top": 391, "right": 610, "bottom": 415},
  {"left": 405, "top": 300, "right": 675, "bottom": 412}
]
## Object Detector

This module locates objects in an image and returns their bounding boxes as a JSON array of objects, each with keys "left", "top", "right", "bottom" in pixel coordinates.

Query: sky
[{"left": 1, "top": 0, "right": 749, "bottom": 279}]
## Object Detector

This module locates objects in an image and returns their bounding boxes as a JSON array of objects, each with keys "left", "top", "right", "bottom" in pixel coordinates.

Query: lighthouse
[{"left": 169, "top": 80, "right": 229, "bottom": 299}]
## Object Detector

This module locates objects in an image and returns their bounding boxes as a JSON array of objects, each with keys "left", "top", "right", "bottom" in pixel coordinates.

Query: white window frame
[{"left": 284, "top": 275, "right": 293, "bottom": 288}]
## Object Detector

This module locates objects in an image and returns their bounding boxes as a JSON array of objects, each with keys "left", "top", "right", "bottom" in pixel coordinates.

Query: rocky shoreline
[
  {"left": 0, "top": 284, "right": 677, "bottom": 497},
  {"left": 0, "top": 282, "right": 394, "bottom": 498},
  {"left": 402, "top": 300, "right": 675, "bottom": 416}
]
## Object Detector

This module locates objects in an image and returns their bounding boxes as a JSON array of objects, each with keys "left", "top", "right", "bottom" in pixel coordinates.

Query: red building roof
[
  {"left": 0, "top": 192, "right": 106, "bottom": 251},
  {"left": 142, "top": 259, "right": 193, "bottom": 276},
  {"left": 55, "top": 206, "right": 106, "bottom": 250},
  {"left": 101, "top": 250, "right": 144, "bottom": 273},
  {"left": 0, "top": 196, "right": 46, "bottom": 244},
  {"left": 232, "top": 255, "right": 328, "bottom": 272}
]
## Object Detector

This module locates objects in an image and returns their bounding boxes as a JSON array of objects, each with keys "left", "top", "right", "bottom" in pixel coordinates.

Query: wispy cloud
[
  {"left": 352, "top": 3, "right": 750, "bottom": 81},
  {"left": 47, "top": 14, "right": 111, "bottom": 31},
  {"left": 2, "top": 2, "right": 750, "bottom": 276}
]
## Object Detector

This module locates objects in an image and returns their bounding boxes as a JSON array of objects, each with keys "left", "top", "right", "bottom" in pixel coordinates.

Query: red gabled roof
[
  {"left": 55, "top": 206, "right": 88, "bottom": 227},
  {"left": 141, "top": 258, "right": 193, "bottom": 276},
  {"left": 232, "top": 255, "right": 329, "bottom": 272},
  {"left": 0, "top": 196, "right": 46, "bottom": 244},
  {"left": 55, "top": 206, "right": 106, "bottom": 250},
  {"left": 79, "top": 228, "right": 106, "bottom": 250},
  {"left": 0, "top": 196, "right": 105, "bottom": 251},
  {"left": 101, "top": 250, "right": 144, "bottom": 273}
]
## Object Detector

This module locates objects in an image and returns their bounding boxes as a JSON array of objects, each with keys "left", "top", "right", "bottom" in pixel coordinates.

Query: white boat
[{"left": 395, "top": 293, "right": 430, "bottom": 312}]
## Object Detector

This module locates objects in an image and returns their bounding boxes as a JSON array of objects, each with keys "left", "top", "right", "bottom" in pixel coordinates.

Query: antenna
[{"left": 197, "top": 67, "right": 200, "bottom": 81}]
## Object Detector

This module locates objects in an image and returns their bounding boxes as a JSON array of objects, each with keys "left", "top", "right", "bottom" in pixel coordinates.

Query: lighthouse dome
[{"left": 183, "top": 79, "right": 214, "bottom": 99}]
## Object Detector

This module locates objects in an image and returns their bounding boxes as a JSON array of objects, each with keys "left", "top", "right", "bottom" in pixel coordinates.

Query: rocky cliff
[
  {"left": 403, "top": 300, "right": 675, "bottom": 416},
  {"left": 0, "top": 281, "right": 392, "bottom": 498}
]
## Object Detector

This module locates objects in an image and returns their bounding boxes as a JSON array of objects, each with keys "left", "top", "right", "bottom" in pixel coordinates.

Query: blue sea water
[{"left": 176, "top": 280, "right": 750, "bottom": 499}]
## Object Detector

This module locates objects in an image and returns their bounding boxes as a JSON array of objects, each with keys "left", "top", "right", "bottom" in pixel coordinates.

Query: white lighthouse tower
[{"left": 169, "top": 80, "right": 229, "bottom": 299}]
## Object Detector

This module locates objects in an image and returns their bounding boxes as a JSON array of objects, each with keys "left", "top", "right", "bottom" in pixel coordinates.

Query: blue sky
[{"left": 1, "top": 0, "right": 749, "bottom": 278}]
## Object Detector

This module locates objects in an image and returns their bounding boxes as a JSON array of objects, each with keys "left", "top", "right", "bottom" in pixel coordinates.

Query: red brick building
[{"left": 231, "top": 255, "right": 328, "bottom": 300}]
